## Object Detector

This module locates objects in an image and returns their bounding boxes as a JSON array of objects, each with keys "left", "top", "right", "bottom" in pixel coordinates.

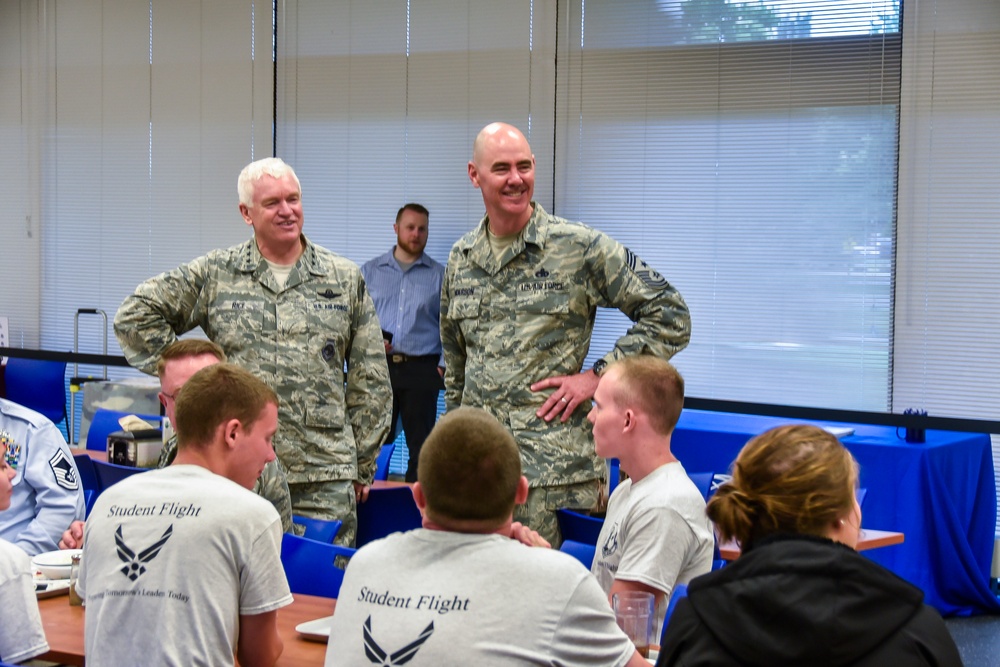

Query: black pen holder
[{"left": 903, "top": 408, "right": 927, "bottom": 443}]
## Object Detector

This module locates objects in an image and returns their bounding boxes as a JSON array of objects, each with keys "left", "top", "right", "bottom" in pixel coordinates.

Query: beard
[{"left": 397, "top": 238, "right": 426, "bottom": 256}]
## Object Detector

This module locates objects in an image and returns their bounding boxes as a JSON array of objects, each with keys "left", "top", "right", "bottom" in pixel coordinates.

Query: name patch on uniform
[
  {"left": 518, "top": 281, "right": 565, "bottom": 292},
  {"left": 625, "top": 247, "right": 668, "bottom": 289},
  {"left": 48, "top": 449, "right": 79, "bottom": 490},
  {"left": 313, "top": 302, "right": 349, "bottom": 312},
  {"left": 453, "top": 287, "right": 476, "bottom": 296}
]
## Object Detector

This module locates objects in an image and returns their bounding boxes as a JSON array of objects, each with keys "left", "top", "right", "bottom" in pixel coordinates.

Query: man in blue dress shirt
[{"left": 361, "top": 203, "right": 445, "bottom": 482}]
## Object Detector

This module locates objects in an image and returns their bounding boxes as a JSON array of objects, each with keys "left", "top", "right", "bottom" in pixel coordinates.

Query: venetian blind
[
  {"left": 273, "top": 0, "right": 557, "bottom": 271},
  {"left": 890, "top": 0, "right": 1000, "bottom": 533},
  {"left": 557, "top": 0, "right": 901, "bottom": 412},
  {"left": 26, "top": 0, "right": 274, "bottom": 430}
]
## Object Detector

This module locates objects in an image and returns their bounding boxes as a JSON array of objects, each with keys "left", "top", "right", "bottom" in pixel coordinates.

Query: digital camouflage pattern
[
  {"left": 157, "top": 434, "right": 293, "bottom": 534},
  {"left": 441, "top": 203, "right": 690, "bottom": 490},
  {"left": 114, "top": 235, "right": 393, "bottom": 495},
  {"left": 514, "top": 479, "right": 602, "bottom": 547},
  {"left": 288, "top": 479, "right": 356, "bottom": 547}
]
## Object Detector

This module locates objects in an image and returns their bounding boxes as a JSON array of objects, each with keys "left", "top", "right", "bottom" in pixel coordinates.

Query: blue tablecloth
[{"left": 672, "top": 409, "right": 1000, "bottom": 616}]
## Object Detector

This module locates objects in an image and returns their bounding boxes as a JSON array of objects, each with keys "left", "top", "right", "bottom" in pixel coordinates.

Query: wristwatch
[{"left": 592, "top": 358, "right": 608, "bottom": 376}]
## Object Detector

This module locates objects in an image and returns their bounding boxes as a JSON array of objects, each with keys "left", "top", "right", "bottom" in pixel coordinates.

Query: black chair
[
  {"left": 280, "top": 533, "right": 356, "bottom": 598},
  {"left": 355, "top": 485, "right": 422, "bottom": 548},
  {"left": 4, "top": 357, "right": 69, "bottom": 437}
]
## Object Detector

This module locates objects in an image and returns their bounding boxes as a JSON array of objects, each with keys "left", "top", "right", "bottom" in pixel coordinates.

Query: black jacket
[{"left": 657, "top": 534, "right": 962, "bottom": 667}]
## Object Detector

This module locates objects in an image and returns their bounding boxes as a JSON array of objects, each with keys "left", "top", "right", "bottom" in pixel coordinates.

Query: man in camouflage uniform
[
  {"left": 58, "top": 339, "right": 294, "bottom": 549},
  {"left": 114, "top": 157, "right": 391, "bottom": 547},
  {"left": 153, "top": 339, "right": 292, "bottom": 533},
  {"left": 441, "top": 123, "right": 691, "bottom": 546}
]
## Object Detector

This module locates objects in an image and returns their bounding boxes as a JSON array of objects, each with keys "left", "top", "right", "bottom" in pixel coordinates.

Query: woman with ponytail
[{"left": 656, "top": 424, "right": 961, "bottom": 667}]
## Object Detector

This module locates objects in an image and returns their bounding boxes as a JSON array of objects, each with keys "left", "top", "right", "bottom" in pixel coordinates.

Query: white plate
[
  {"left": 31, "top": 548, "right": 82, "bottom": 580},
  {"left": 295, "top": 615, "right": 334, "bottom": 643},
  {"left": 646, "top": 648, "right": 659, "bottom": 663}
]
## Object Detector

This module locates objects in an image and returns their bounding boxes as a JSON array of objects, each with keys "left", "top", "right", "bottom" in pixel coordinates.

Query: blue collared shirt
[
  {"left": 361, "top": 247, "right": 445, "bottom": 364},
  {"left": 0, "top": 398, "right": 86, "bottom": 556}
]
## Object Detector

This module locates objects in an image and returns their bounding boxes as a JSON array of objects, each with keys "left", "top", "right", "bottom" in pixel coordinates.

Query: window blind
[
  {"left": 891, "top": 0, "right": 1000, "bottom": 533},
  {"left": 556, "top": 0, "right": 901, "bottom": 412},
  {"left": 274, "top": 0, "right": 556, "bottom": 269}
]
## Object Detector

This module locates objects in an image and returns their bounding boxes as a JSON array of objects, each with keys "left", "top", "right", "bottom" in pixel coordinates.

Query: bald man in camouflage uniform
[
  {"left": 115, "top": 157, "right": 391, "bottom": 547},
  {"left": 441, "top": 123, "right": 690, "bottom": 546}
]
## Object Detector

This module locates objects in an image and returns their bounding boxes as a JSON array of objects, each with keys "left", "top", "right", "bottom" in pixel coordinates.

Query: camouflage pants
[
  {"left": 288, "top": 479, "right": 357, "bottom": 547},
  {"left": 513, "top": 479, "right": 601, "bottom": 548}
]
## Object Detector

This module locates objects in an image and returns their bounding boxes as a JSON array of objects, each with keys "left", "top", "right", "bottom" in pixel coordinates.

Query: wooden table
[
  {"left": 718, "top": 529, "right": 904, "bottom": 561},
  {"left": 38, "top": 592, "right": 337, "bottom": 666}
]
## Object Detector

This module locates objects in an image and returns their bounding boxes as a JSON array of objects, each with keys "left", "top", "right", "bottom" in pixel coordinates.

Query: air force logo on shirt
[
  {"left": 48, "top": 449, "right": 79, "bottom": 490},
  {"left": 116, "top": 524, "right": 173, "bottom": 581},
  {"left": 363, "top": 615, "right": 434, "bottom": 665}
]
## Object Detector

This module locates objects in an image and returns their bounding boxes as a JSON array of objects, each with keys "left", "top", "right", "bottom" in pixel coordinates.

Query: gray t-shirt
[
  {"left": 592, "top": 461, "right": 714, "bottom": 637},
  {"left": 79, "top": 466, "right": 292, "bottom": 666},
  {"left": 326, "top": 528, "right": 636, "bottom": 666},
  {"left": 0, "top": 538, "right": 49, "bottom": 663}
]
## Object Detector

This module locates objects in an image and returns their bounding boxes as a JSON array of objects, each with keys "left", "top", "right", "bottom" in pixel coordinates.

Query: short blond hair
[
  {"left": 607, "top": 355, "right": 684, "bottom": 435},
  {"left": 173, "top": 363, "right": 277, "bottom": 450},
  {"left": 155, "top": 339, "right": 226, "bottom": 379}
]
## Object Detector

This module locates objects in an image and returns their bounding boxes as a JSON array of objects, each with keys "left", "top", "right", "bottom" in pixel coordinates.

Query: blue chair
[
  {"left": 608, "top": 458, "right": 621, "bottom": 496},
  {"left": 661, "top": 583, "right": 688, "bottom": 646},
  {"left": 280, "top": 532, "right": 356, "bottom": 598},
  {"left": 555, "top": 508, "right": 604, "bottom": 546},
  {"left": 355, "top": 485, "right": 422, "bottom": 548},
  {"left": 559, "top": 539, "right": 596, "bottom": 568},
  {"left": 687, "top": 471, "right": 715, "bottom": 501},
  {"left": 84, "top": 409, "right": 161, "bottom": 451},
  {"left": 4, "top": 358, "right": 68, "bottom": 437},
  {"left": 92, "top": 459, "right": 148, "bottom": 491},
  {"left": 73, "top": 452, "right": 100, "bottom": 516},
  {"left": 293, "top": 514, "right": 343, "bottom": 544},
  {"left": 374, "top": 442, "right": 394, "bottom": 481}
]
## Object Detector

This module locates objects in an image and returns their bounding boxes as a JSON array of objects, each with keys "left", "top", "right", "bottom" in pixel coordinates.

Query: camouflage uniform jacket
[
  {"left": 114, "top": 235, "right": 392, "bottom": 486},
  {"left": 157, "top": 434, "right": 293, "bottom": 533},
  {"left": 441, "top": 204, "right": 691, "bottom": 487}
]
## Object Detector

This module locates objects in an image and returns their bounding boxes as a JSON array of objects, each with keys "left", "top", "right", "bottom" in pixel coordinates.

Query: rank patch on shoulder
[
  {"left": 625, "top": 247, "right": 668, "bottom": 289},
  {"left": 49, "top": 449, "right": 79, "bottom": 490}
]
